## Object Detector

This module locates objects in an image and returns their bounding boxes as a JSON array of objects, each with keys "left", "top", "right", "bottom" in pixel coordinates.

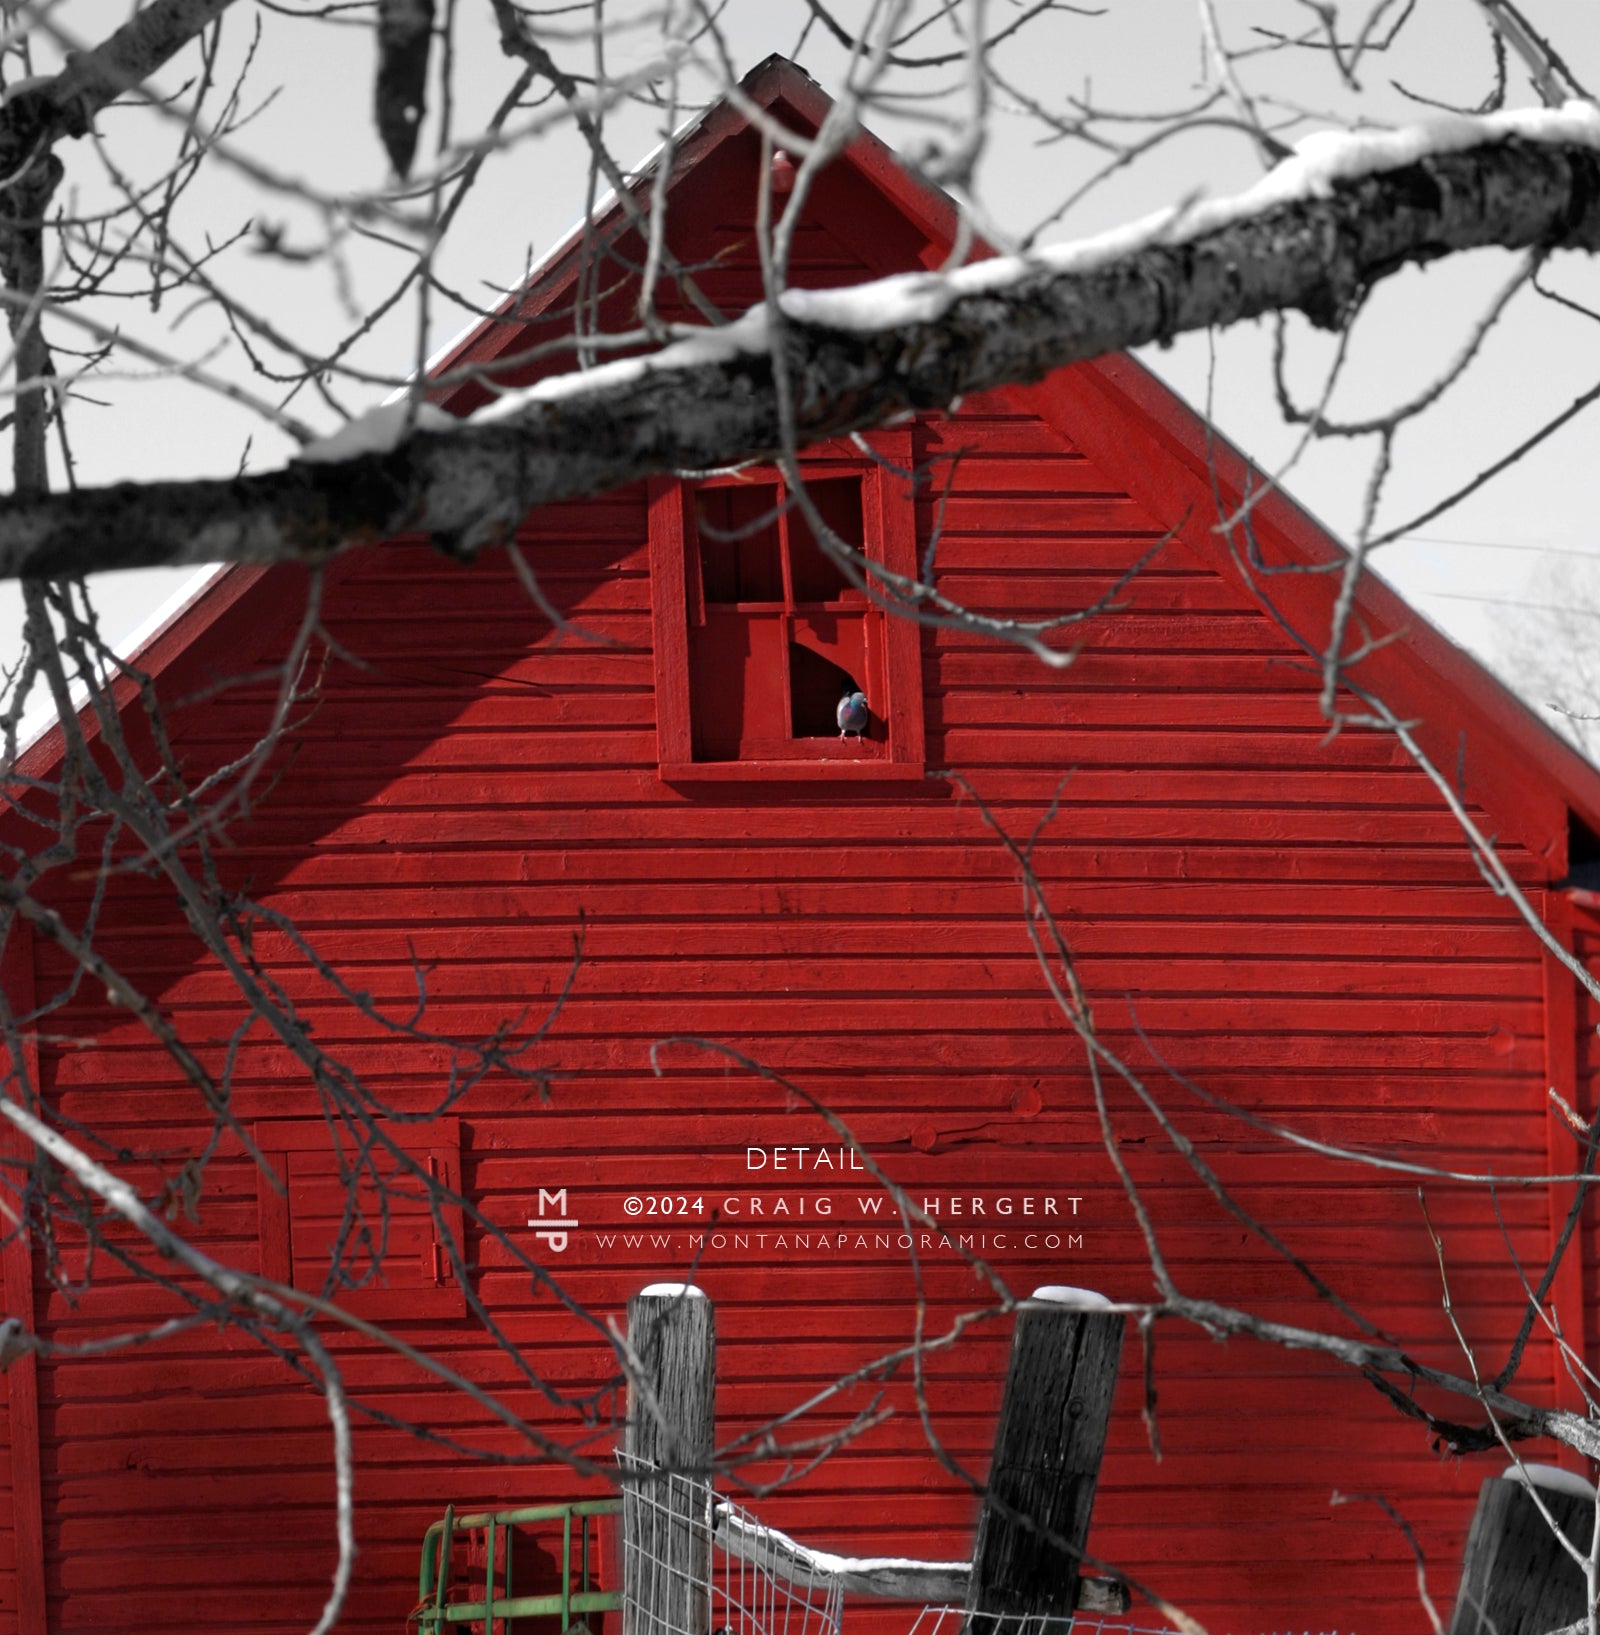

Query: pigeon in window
[{"left": 837, "top": 684, "right": 869, "bottom": 741}]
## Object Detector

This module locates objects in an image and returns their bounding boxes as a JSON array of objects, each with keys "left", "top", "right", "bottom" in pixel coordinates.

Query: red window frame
[{"left": 649, "top": 430, "right": 925, "bottom": 781}]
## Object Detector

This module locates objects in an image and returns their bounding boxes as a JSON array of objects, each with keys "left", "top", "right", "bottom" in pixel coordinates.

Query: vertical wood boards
[
  {"left": 648, "top": 478, "right": 694, "bottom": 769},
  {"left": 0, "top": 923, "right": 43, "bottom": 1635},
  {"left": 623, "top": 1289, "right": 715, "bottom": 1635},
  {"left": 868, "top": 427, "right": 925, "bottom": 770},
  {"left": 967, "top": 1302, "right": 1124, "bottom": 1625},
  {"left": 1447, "top": 1477, "right": 1589, "bottom": 1635},
  {"left": 1539, "top": 892, "right": 1590, "bottom": 1437}
]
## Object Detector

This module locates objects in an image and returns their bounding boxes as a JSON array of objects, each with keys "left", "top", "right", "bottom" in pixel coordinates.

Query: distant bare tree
[{"left": 1493, "top": 551, "right": 1600, "bottom": 763}]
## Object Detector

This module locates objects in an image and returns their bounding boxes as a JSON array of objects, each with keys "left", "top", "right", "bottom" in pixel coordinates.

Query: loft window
[{"left": 648, "top": 434, "right": 925, "bottom": 781}]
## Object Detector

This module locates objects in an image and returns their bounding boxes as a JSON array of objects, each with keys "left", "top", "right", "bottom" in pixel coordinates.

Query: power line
[
  {"left": 1418, "top": 590, "right": 1600, "bottom": 618},
  {"left": 1393, "top": 533, "right": 1600, "bottom": 558}
]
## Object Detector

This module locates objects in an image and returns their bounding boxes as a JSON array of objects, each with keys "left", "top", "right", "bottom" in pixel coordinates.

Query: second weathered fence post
[
  {"left": 966, "top": 1286, "right": 1125, "bottom": 1630},
  {"left": 622, "top": 1282, "right": 716, "bottom": 1635},
  {"left": 1447, "top": 1467, "right": 1593, "bottom": 1635}
]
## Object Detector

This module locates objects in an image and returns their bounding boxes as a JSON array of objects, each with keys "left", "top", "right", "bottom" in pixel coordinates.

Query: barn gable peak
[{"left": 14, "top": 54, "right": 1600, "bottom": 877}]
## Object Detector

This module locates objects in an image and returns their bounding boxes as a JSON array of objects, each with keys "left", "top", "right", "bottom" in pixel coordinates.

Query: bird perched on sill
[{"left": 837, "top": 685, "right": 869, "bottom": 741}]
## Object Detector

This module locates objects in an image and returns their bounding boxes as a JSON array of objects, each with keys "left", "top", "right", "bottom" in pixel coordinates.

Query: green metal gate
[{"left": 412, "top": 1498, "right": 622, "bottom": 1634}]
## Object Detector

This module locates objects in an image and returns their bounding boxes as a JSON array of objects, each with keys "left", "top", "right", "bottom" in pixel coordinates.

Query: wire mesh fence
[
  {"left": 710, "top": 1494, "right": 845, "bottom": 1635},
  {"left": 907, "top": 1608, "right": 1180, "bottom": 1635},
  {"left": 619, "top": 1456, "right": 843, "bottom": 1635},
  {"left": 909, "top": 1612, "right": 1345, "bottom": 1635},
  {"left": 617, "top": 1456, "right": 1332, "bottom": 1635}
]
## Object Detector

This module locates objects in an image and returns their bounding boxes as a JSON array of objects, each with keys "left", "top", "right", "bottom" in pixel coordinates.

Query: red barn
[{"left": 4, "top": 55, "right": 1600, "bottom": 1635}]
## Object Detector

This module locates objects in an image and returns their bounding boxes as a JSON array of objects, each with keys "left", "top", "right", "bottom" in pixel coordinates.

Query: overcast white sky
[{"left": 3, "top": 0, "right": 1599, "bottom": 709}]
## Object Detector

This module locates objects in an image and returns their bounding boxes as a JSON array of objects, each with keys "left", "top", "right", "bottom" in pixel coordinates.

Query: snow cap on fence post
[{"left": 1027, "top": 1286, "right": 1112, "bottom": 1310}]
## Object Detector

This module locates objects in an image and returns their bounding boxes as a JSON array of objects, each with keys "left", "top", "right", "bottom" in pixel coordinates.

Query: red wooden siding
[
  {"left": 1568, "top": 909, "right": 1600, "bottom": 1382},
  {"left": 0, "top": 1242, "right": 21, "bottom": 1635},
  {"left": 1, "top": 926, "right": 40, "bottom": 1635},
  {"left": 1, "top": 384, "right": 1569, "bottom": 1635},
  {"left": 7, "top": 57, "right": 1597, "bottom": 1635}
]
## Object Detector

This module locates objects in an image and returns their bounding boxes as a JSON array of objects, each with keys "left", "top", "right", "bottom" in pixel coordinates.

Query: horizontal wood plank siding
[{"left": 16, "top": 401, "right": 1558, "bottom": 1635}]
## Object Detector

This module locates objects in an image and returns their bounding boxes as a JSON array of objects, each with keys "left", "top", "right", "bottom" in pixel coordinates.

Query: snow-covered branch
[{"left": 4, "top": 112, "right": 1600, "bottom": 580}]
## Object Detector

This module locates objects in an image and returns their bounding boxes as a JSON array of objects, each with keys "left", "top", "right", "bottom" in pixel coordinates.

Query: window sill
[{"left": 660, "top": 760, "right": 927, "bottom": 783}]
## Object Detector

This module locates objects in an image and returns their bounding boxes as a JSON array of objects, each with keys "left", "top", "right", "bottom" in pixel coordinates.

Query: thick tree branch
[
  {"left": 0, "top": 0, "right": 238, "bottom": 520},
  {"left": 0, "top": 0, "right": 237, "bottom": 160},
  {"left": 3, "top": 132, "right": 1600, "bottom": 579}
]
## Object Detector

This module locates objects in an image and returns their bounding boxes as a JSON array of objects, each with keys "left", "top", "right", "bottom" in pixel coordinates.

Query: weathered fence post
[
  {"left": 622, "top": 1282, "right": 716, "bottom": 1635},
  {"left": 1447, "top": 1467, "right": 1593, "bottom": 1635},
  {"left": 966, "top": 1286, "right": 1125, "bottom": 1631}
]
